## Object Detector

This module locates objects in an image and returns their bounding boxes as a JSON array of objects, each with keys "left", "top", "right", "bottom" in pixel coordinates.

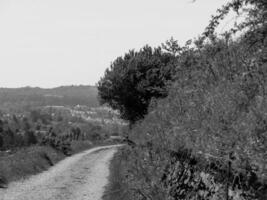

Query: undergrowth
[
  {"left": 119, "top": 1, "right": 267, "bottom": 198},
  {"left": 103, "top": 147, "right": 129, "bottom": 200},
  {"left": 0, "top": 140, "right": 94, "bottom": 187}
]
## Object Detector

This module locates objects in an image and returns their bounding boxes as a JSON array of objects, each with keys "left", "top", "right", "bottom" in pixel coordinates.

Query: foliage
[
  {"left": 204, "top": 0, "right": 266, "bottom": 35},
  {"left": 98, "top": 45, "right": 176, "bottom": 123},
  {"left": 114, "top": 0, "right": 267, "bottom": 199},
  {"left": 0, "top": 106, "right": 120, "bottom": 154}
]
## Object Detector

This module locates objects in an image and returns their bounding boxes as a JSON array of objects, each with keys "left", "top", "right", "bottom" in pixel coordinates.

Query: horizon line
[{"left": 0, "top": 84, "right": 97, "bottom": 90}]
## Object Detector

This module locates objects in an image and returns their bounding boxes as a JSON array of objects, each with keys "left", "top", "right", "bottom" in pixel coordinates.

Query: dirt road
[{"left": 0, "top": 145, "right": 121, "bottom": 200}]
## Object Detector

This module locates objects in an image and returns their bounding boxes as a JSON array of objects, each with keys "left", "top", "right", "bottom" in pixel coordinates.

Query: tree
[
  {"left": 203, "top": 0, "right": 267, "bottom": 44},
  {"left": 98, "top": 45, "right": 176, "bottom": 123},
  {"left": 0, "top": 135, "right": 3, "bottom": 149},
  {"left": 25, "top": 130, "right": 37, "bottom": 145}
]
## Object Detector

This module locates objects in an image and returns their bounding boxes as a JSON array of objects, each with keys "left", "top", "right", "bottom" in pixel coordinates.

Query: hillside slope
[{"left": 0, "top": 85, "right": 98, "bottom": 111}]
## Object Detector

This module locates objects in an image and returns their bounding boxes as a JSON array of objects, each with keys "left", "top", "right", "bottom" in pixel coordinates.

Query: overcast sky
[{"left": 0, "top": 0, "right": 229, "bottom": 88}]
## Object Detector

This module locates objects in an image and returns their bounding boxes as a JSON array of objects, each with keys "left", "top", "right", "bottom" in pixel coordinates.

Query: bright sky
[{"left": 0, "top": 0, "right": 229, "bottom": 88}]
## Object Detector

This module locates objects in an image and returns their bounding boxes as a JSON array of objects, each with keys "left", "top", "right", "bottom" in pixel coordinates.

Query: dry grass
[
  {"left": 0, "top": 146, "right": 65, "bottom": 184},
  {"left": 0, "top": 141, "right": 94, "bottom": 187},
  {"left": 103, "top": 147, "right": 128, "bottom": 200},
  {"left": 70, "top": 140, "right": 93, "bottom": 154}
]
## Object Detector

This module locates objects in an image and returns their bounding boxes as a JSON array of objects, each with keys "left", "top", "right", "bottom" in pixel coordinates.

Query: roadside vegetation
[
  {"left": 0, "top": 92, "right": 126, "bottom": 188},
  {"left": 103, "top": 147, "right": 130, "bottom": 200},
  {"left": 98, "top": 0, "right": 267, "bottom": 199},
  {"left": 0, "top": 146, "right": 65, "bottom": 188}
]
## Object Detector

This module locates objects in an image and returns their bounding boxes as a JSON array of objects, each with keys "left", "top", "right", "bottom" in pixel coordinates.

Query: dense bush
[{"left": 107, "top": 0, "right": 267, "bottom": 199}]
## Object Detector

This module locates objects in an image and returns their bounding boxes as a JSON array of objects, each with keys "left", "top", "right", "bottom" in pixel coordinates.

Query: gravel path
[{"left": 0, "top": 145, "right": 121, "bottom": 200}]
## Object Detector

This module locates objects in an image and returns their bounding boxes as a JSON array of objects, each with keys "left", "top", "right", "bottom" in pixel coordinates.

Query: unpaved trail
[{"left": 0, "top": 145, "right": 121, "bottom": 200}]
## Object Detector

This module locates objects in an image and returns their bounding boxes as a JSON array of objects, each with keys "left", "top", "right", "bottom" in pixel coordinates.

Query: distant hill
[{"left": 0, "top": 85, "right": 99, "bottom": 111}]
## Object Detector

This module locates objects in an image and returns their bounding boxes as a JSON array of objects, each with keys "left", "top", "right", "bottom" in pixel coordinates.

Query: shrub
[{"left": 25, "top": 130, "right": 37, "bottom": 145}]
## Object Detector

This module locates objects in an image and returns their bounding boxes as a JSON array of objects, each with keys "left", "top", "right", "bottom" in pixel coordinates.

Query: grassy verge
[
  {"left": 70, "top": 140, "right": 94, "bottom": 154},
  {"left": 103, "top": 147, "right": 128, "bottom": 200},
  {"left": 0, "top": 145, "right": 65, "bottom": 187},
  {"left": 0, "top": 140, "right": 94, "bottom": 188}
]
